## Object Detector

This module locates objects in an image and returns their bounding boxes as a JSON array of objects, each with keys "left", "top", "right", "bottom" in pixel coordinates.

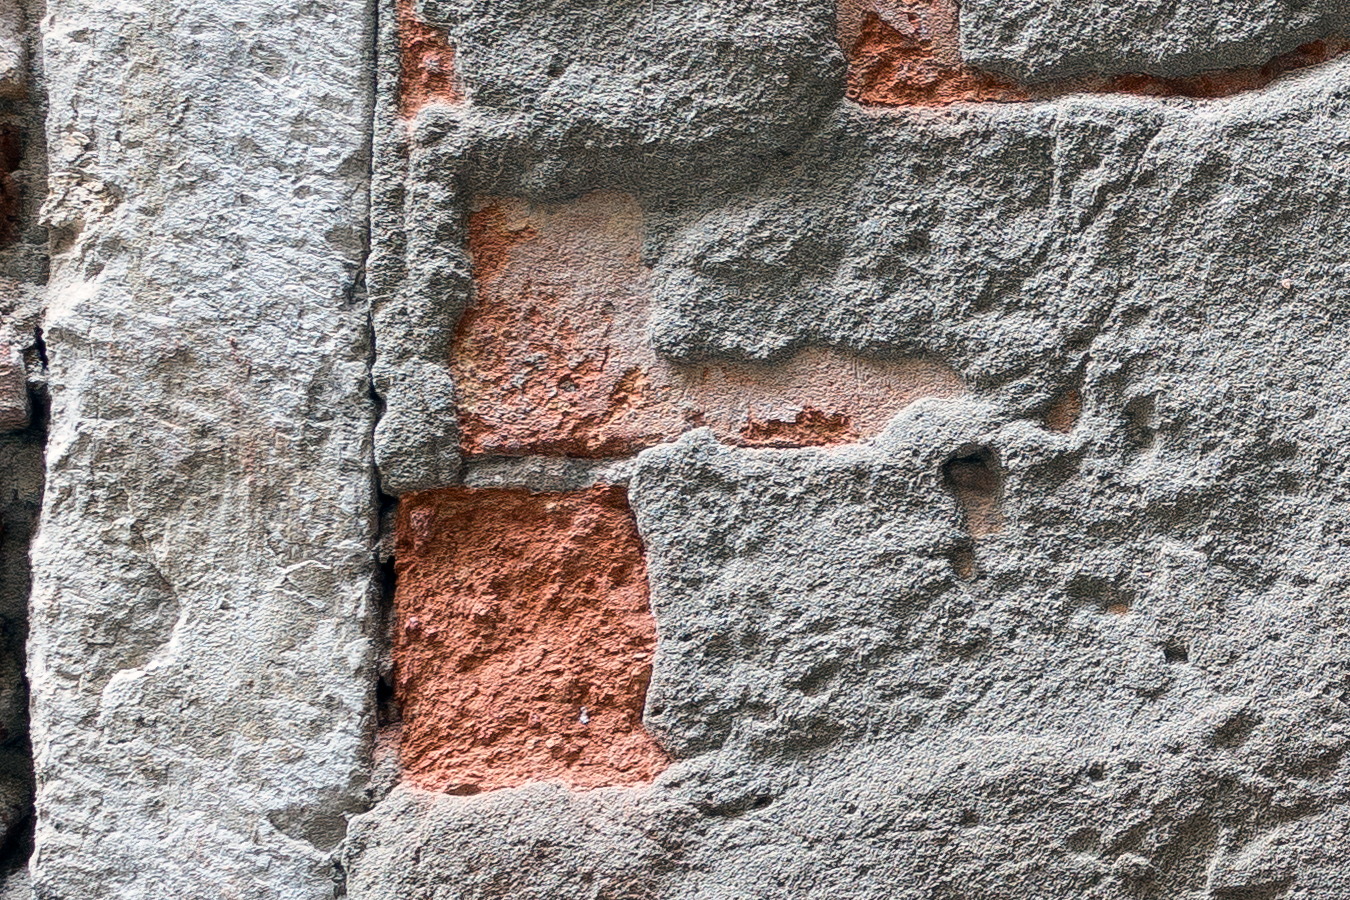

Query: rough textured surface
[
  {"left": 414, "top": 0, "right": 843, "bottom": 192},
  {"left": 849, "top": 0, "right": 1350, "bottom": 105},
  {"left": 349, "top": 0, "right": 1350, "bottom": 894},
  {"left": 393, "top": 485, "right": 667, "bottom": 793},
  {"left": 29, "top": 1, "right": 378, "bottom": 897},
  {"left": 457, "top": 192, "right": 964, "bottom": 455},
  {"left": 19, "top": 0, "right": 1350, "bottom": 895},
  {"left": 643, "top": 89, "right": 1341, "bottom": 400},
  {"left": 961, "top": 0, "right": 1350, "bottom": 82},
  {"left": 844, "top": 0, "right": 1028, "bottom": 105}
]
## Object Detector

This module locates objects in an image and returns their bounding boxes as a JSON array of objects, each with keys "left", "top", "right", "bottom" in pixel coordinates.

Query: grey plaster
[
  {"left": 960, "top": 0, "right": 1350, "bottom": 82},
  {"left": 369, "top": 1, "right": 465, "bottom": 497},
  {"left": 415, "top": 0, "right": 843, "bottom": 198},
  {"left": 371, "top": 0, "right": 845, "bottom": 494},
  {"left": 349, "top": 31, "right": 1350, "bottom": 900}
]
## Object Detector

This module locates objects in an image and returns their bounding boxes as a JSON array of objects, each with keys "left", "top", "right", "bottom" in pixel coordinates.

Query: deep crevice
[
  {"left": 27, "top": 325, "right": 43, "bottom": 371},
  {"left": 942, "top": 445, "right": 1005, "bottom": 538},
  {"left": 338, "top": 2, "right": 387, "bottom": 889},
  {"left": 0, "top": 0, "right": 46, "bottom": 889}
]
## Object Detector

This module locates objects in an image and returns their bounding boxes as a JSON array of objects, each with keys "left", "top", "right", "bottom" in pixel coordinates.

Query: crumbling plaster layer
[
  {"left": 370, "top": 0, "right": 846, "bottom": 493},
  {"left": 457, "top": 192, "right": 964, "bottom": 456},
  {"left": 848, "top": 0, "right": 1350, "bottom": 105},
  {"left": 648, "top": 73, "right": 1350, "bottom": 405},
  {"left": 29, "top": 2, "right": 378, "bottom": 898},
  {"left": 961, "top": 0, "right": 1350, "bottom": 82},
  {"left": 348, "top": 46, "right": 1350, "bottom": 900}
]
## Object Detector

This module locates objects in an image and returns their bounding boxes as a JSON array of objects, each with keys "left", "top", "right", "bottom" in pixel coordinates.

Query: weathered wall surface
[
  {"left": 2, "top": 0, "right": 1349, "bottom": 898},
  {"left": 961, "top": 0, "right": 1350, "bottom": 81},
  {"left": 27, "top": 1, "right": 378, "bottom": 897},
  {"left": 347, "top": 0, "right": 1350, "bottom": 898}
]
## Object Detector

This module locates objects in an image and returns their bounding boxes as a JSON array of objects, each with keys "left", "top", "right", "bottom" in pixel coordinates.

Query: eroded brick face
[
  {"left": 1107, "top": 37, "right": 1350, "bottom": 99},
  {"left": 844, "top": 1, "right": 1027, "bottom": 106},
  {"left": 454, "top": 192, "right": 965, "bottom": 456},
  {"left": 393, "top": 485, "right": 668, "bottom": 793},
  {"left": 396, "top": 0, "right": 461, "bottom": 118}
]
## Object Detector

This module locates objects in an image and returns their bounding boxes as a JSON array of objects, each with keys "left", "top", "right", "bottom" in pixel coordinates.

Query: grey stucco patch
[
  {"left": 349, "top": 35, "right": 1350, "bottom": 900},
  {"left": 960, "top": 0, "right": 1350, "bottom": 82}
]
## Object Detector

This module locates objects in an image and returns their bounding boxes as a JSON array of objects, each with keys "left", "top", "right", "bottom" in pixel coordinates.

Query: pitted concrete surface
[
  {"left": 960, "top": 0, "right": 1350, "bottom": 82},
  {"left": 15, "top": 0, "right": 1350, "bottom": 896},
  {"left": 350, "top": 2, "right": 1350, "bottom": 898}
]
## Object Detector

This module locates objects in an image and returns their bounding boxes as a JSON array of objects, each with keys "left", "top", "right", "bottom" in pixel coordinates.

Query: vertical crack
[{"left": 0, "top": 0, "right": 48, "bottom": 890}]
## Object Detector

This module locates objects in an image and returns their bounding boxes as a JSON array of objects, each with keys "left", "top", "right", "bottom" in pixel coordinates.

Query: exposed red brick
[
  {"left": 455, "top": 193, "right": 965, "bottom": 457},
  {"left": 393, "top": 485, "right": 669, "bottom": 794},
  {"left": 465, "top": 204, "right": 537, "bottom": 286},
  {"left": 396, "top": 0, "right": 462, "bottom": 119},
  {"left": 1043, "top": 388, "right": 1082, "bottom": 434},
  {"left": 740, "top": 407, "right": 859, "bottom": 448},
  {"left": 1084, "top": 37, "right": 1350, "bottom": 100},
  {"left": 845, "top": 0, "right": 1350, "bottom": 108},
  {"left": 847, "top": 6, "right": 1027, "bottom": 107}
]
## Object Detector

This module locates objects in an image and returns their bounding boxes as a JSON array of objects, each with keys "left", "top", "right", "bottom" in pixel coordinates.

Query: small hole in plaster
[
  {"left": 942, "top": 446, "right": 1004, "bottom": 538},
  {"left": 1162, "top": 644, "right": 1189, "bottom": 664}
]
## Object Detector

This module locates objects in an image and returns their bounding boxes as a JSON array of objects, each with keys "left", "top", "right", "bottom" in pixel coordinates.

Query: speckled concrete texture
[
  {"left": 960, "top": 0, "right": 1350, "bottom": 82},
  {"left": 349, "top": 0, "right": 1350, "bottom": 896}
]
